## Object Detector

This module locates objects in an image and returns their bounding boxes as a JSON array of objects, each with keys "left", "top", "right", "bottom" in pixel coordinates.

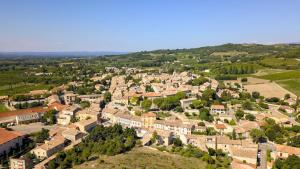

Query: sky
[{"left": 0, "top": 0, "right": 299, "bottom": 52}]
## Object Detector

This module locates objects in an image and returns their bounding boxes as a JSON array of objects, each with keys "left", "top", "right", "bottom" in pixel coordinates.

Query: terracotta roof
[
  {"left": 48, "top": 102, "right": 67, "bottom": 111},
  {"left": 215, "top": 124, "right": 226, "bottom": 129},
  {"left": 230, "top": 146, "right": 257, "bottom": 159},
  {"left": 211, "top": 104, "right": 225, "bottom": 109},
  {"left": 0, "top": 107, "right": 49, "bottom": 119},
  {"left": 142, "top": 112, "right": 157, "bottom": 118},
  {"left": 276, "top": 144, "right": 300, "bottom": 155},
  {"left": 0, "top": 128, "right": 24, "bottom": 144},
  {"left": 143, "top": 92, "right": 162, "bottom": 97}
]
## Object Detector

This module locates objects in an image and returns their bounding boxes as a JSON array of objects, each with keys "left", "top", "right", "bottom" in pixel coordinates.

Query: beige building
[
  {"left": 271, "top": 144, "right": 300, "bottom": 159},
  {"left": 74, "top": 118, "right": 97, "bottom": 133},
  {"left": 31, "top": 136, "right": 65, "bottom": 159},
  {"left": 10, "top": 157, "right": 32, "bottom": 169},
  {"left": 141, "top": 112, "right": 157, "bottom": 128},
  {"left": 62, "top": 129, "right": 83, "bottom": 142}
]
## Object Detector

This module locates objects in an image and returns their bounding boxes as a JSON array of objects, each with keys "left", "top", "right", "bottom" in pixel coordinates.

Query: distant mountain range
[{"left": 0, "top": 51, "right": 130, "bottom": 58}]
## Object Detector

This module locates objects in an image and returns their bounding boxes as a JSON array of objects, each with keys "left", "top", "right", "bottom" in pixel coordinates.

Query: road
[{"left": 257, "top": 143, "right": 267, "bottom": 169}]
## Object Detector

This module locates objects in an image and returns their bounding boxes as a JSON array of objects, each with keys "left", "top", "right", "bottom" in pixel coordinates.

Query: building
[
  {"left": 62, "top": 129, "right": 83, "bottom": 142},
  {"left": 210, "top": 104, "right": 227, "bottom": 114},
  {"left": 271, "top": 144, "right": 300, "bottom": 159},
  {"left": 0, "top": 128, "right": 24, "bottom": 155},
  {"left": 77, "top": 94, "right": 102, "bottom": 103},
  {"left": 154, "top": 118, "right": 194, "bottom": 136},
  {"left": 141, "top": 112, "right": 157, "bottom": 128},
  {"left": 15, "top": 112, "right": 43, "bottom": 125},
  {"left": 10, "top": 157, "right": 32, "bottom": 169},
  {"left": 115, "top": 112, "right": 142, "bottom": 128},
  {"left": 74, "top": 118, "right": 97, "bottom": 133},
  {"left": 180, "top": 98, "right": 197, "bottom": 110},
  {"left": 229, "top": 147, "right": 257, "bottom": 165},
  {"left": 63, "top": 92, "right": 78, "bottom": 105},
  {"left": 31, "top": 136, "right": 65, "bottom": 159},
  {"left": 57, "top": 106, "right": 80, "bottom": 126}
]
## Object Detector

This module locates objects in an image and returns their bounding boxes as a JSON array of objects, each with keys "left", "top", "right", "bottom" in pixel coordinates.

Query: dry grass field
[
  {"left": 244, "top": 82, "right": 296, "bottom": 99},
  {"left": 74, "top": 147, "right": 207, "bottom": 169}
]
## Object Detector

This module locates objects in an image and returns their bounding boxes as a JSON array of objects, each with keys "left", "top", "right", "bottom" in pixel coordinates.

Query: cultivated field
[
  {"left": 244, "top": 82, "right": 296, "bottom": 99},
  {"left": 0, "top": 103, "right": 9, "bottom": 113},
  {"left": 74, "top": 147, "right": 207, "bottom": 169}
]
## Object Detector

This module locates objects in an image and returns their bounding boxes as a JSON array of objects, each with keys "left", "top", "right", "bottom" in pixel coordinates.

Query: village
[{"left": 0, "top": 67, "right": 299, "bottom": 169}]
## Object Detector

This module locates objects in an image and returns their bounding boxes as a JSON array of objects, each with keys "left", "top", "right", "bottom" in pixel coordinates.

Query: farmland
[
  {"left": 74, "top": 147, "right": 207, "bottom": 169},
  {"left": 277, "top": 79, "right": 300, "bottom": 96},
  {"left": 259, "top": 70, "right": 300, "bottom": 81},
  {"left": 0, "top": 103, "right": 9, "bottom": 113}
]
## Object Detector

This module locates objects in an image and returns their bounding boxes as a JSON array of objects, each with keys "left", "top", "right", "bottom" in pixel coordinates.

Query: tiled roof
[
  {"left": 0, "top": 107, "right": 49, "bottom": 119},
  {"left": 0, "top": 128, "right": 24, "bottom": 144}
]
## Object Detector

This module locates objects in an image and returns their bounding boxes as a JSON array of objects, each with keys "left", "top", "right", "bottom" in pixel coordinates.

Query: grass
[
  {"left": 0, "top": 103, "right": 9, "bottom": 113},
  {"left": 74, "top": 147, "right": 207, "bottom": 169},
  {"left": 0, "top": 83, "right": 52, "bottom": 96},
  {"left": 259, "top": 70, "right": 300, "bottom": 81},
  {"left": 260, "top": 57, "right": 300, "bottom": 69},
  {"left": 277, "top": 79, "right": 300, "bottom": 96}
]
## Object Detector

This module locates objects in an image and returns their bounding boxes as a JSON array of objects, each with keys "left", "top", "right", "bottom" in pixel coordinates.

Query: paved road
[
  {"left": 10, "top": 122, "right": 58, "bottom": 134},
  {"left": 257, "top": 143, "right": 267, "bottom": 169}
]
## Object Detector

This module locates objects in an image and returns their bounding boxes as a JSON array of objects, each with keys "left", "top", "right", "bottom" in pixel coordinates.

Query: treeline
[
  {"left": 153, "top": 92, "right": 186, "bottom": 111},
  {"left": 218, "top": 65, "right": 255, "bottom": 75},
  {"left": 14, "top": 101, "right": 43, "bottom": 109},
  {"left": 47, "top": 125, "right": 138, "bottom": 169}
]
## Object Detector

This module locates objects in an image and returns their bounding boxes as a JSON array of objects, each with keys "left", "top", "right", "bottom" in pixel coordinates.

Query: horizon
[{"left": 1, "top": 0, "right": 300, "bottom": 52}]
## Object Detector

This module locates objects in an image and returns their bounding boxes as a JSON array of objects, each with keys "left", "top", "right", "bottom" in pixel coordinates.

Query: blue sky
[{"left": 0, "top": 0, "right": 299, "bottom": 52}]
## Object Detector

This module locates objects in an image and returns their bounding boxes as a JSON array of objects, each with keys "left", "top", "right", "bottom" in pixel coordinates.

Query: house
[
  {"left": 229, "top": 146, "right": 257, "bottom": 165},
  {"left": 74, "top": 118, "right": 97, "bottom": 133},
  {"left": 31, "top": 136, "right": 65, "bottom": 159},
  {"left": 63, "top": 92, "right": 78, "bottom": 105},
  {"left": 180, "top": 98, "right": 197, "bottom": 110},
  {"left": 143, "top": 92, "right": 162, "bottom": 100},
  {"left": 115, "top": 112, "right": 142, "bottom": 128},
  {"left": 154, "top": 118, "right": 194, "bottom": 136},
  {"left": 0, "top": 96, "right": 8, "bottom": 102},
  {"left": 15, "top": 112, "right": 43, "bottom": 125},
  {"left": 0, "top": 128, "right": 24, "bottom": 155},
  {"left": 235, "top": 121, "right": 260, "bottom": 139},
  {"left": 10, "top": 157, "right": 32, "bottom": 169},
  {"left": 101, "top": 107, "right": 120, "bottom": 121},
  {"left": 141, "top": 112, "right": 157, "bottom": 128},
  {"left": 155, "top": 130, "right": 174, "bottom": 146},
  {"left": 271, "top": 144, "right": 300, "bottom": 160},
  {"left": 210, "top": 104, "right": 227, "bottom": 114},
  {"left": 62, "top": 129, "right": 83, "bottom": 142},
  {"left": 77, "top": 94, "right": 102, "bottom": 103},
  {"left": 57, "top": 106, "right": 80, "bottom": 126}
]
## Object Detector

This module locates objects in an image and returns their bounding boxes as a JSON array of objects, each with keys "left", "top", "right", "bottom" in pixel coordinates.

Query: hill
[{"left": 73, "top": 147, "right": 207, "bottom": 169}]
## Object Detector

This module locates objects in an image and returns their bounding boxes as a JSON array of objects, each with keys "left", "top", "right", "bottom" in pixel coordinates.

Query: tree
[
  {"left": 80, "top": 101, "right": 90, "bottom": 109},
  {"left": 252, "top": 91, "right": 260, "bottom": 99},
  {"left": 245, "top": 114, "right": 256, "bottom": 121},
  {"left": 250, "top": 129, "right": 267, "bottom": 143},
  {"left": 141, "top": 99, "right": 152, "bottom": 110},
  {"left": 104, "top": 92, "right": 112, "bottom": 103},
  {"left": 33, "top": 128, "right": 49, "bottom": 143},
  {"left": 190, "top": 100, "right": 203, "bottom": 109},
  {"left": 42, "top": 109, "right": 57, "bottom": 125},
  {"left": 235, "top": 110, "right": 245, "bottom": 120},
  {"left": 199, "top": 108, "right": 213, "bottom": 122},
  {"left": 242, "top": 101, "right": 253, "bottom": 110},
  {"left": 284, "top": 93, "right": 291, "bottom": 100},
  {"left": 173, "top": 137, "right": 182, "bottom": 147},
  {"left": 241, "top": 77, "right": 247, "bottom": 82},
  {"left": 288, "top": 135, "right": 300, "bottom": 147}
]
